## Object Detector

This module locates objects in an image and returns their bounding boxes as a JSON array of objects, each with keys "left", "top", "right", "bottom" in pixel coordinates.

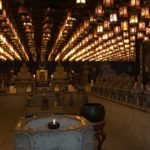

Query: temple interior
[{"left": 0, "top": 0, "right": 150, "bottom": 150}]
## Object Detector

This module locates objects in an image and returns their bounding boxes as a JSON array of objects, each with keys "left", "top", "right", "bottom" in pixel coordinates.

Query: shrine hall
[{"left": 0, "top": 0, "right": 150, "bottom": 150}]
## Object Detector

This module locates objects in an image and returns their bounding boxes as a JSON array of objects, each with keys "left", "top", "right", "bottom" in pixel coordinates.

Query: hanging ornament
[
  {"left": 95, "top": 5, "right": 103, "bottom": 16},
  {"left": 130, "top": 0, "right": 140, "bottom": 8},
  {"left": 103, "top": 20, "right": 110, "bottom": 30},
  {"left": 76, "top": 0, "right": 86, "bottom": 4},
  {"left": 103, "top": 0, "right": 114, "bottom": 7},
  {"left": 141, "top": 6, "right": 150, "bottom": 19},
  {"left": 110, "top": 13, "right": 118, "bottom": 23},
  {"left": 119, "top": 5, "right": 128, "bottom": 18},
  {"left": 121, "top": 21, "right": 128, "bottom": 31},
  {"left": 130, "top": 14, "right": 138, "bottom": 24},
  {"left": 138, "top": 21, "right": 146, "bottom": 31},
  {"left": 130, "top": 27, "right": 137, "bottom": 34},
  {"left": 97, "top": 23, "right": 104, "bottom": 34}
]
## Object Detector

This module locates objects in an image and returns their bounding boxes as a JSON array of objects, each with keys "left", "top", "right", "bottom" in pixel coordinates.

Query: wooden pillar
[
  {"left": 136, "top": 40, "right": 150, "bottom": 87},
  {"left": 143, "top": 43, "right": 150, "bottom": 85},
  {"left": 135, "top": 40, "right": 144, "bottom": 82}
]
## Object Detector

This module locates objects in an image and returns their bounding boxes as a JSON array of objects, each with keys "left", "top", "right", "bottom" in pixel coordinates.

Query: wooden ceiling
[
  {"left": 1, "top": 0, "right": 149, "bottom": 62},
  {"left": 3, "top": 0, "right": 98, "bottom": 61}
]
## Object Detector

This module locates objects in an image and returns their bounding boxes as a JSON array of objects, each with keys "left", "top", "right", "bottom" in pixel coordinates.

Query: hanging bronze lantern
[
  {"left": 103, "top": 0, "right": 114, "bottom": 7},
  {"left": 130, "top": 35, "right": 136, "bottom": 41},
  {"left": 110, "top": 13, "right": 118, "bottom": 23},
  {"left": 102, "top": 33, "right": 108, "bottom": 40},
  {"left": 130, "top": 26, "right": 137, "bottom": 34},
  {"left": 146, "top": 26, "right": 150, "bottom": 35},
  {"left": 108, "top": 31, "right": 113, "bottom": 38},
  {"left": 97, "top": 23, "right": 103, "bottom": 34},
  {"left": 18, "top": 5, "right": 28, "bottom": 15},
  {"left": 124, "top": 39, "right": 129, "bottom": 44},
  {"left": 116, "top": 35, "right": 122, "bottom": 42},
  {"left": 130, "top": 0, "right": 140, "bottom": 8},
  {"left": 76, "top": 0, "right": 86, "bottom": 4},
  {"left": 95, "top": 5, "right": 103, "bottom": 16},
  {"left": 121, "top": 21, "right": 128, "bottom": 31},
  {"left": 103, "top": 20, "right": 110, "bottom": 30},
  {"left": 129, "top": 14, "right": 138, "bottom": 24},
  {"left": 137, "top": 32, "right": 144, "bottom": 39},
  {"left": 138, "top": 21, "right": 146, "bottom": 31},
  {"left": 141, "top": 6, "right": 150, "bottom": 19},
  {"left": 0, "top": 0, "right": 2, "bottom": 10},
  {"left": 119, "top": 5, "right": 128, "bottom": 18},
  {"left": 89, "top": 15, "right": 96, "bottom": 24},
  {"left": 114, "top": 26, "right": 121, "bottom": 34},
  {"left": 123, "top": 32, "right": 129, "bottom": 38},
  {"left": 111, "top": 38, "right": 116, "bottom": 44},
  {"left": 144, "top": 36, "right": 150, "bottom": 42}
]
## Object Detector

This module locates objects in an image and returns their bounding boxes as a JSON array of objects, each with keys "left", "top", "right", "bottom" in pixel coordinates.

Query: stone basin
[
  {"left": 14, "top": 115, "right": 94, "bottom": 150},
  {"left": 25, "top": 115, "right": 85, "bottom": 130}
]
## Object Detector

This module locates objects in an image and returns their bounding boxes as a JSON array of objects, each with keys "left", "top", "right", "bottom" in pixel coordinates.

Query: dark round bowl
[
  {"left": 80, "top": 103, "right": 105, "bottom": 122},
  {"left": 48, "top": 122, "right": 60, "bottom": 129}
]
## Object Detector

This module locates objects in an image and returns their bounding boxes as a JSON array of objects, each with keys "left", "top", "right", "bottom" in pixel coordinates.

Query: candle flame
[{"left": 53, "top": 118, "right": 56, "bottom": 124}]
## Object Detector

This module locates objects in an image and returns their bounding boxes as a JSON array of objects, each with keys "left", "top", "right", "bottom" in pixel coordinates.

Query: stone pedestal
[
  {"left": 14, "top": 115, "right": 94, "bottom": 150},
  {"left": 15, "top": 63, "right": 34, "bottom": 93},
  {"left": 51, "top": 63, "right": 69, "bottom": 91}
]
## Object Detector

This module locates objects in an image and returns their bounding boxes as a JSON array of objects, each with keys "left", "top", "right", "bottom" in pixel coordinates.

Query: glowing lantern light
[
  {"left": 103, "top": 20, "right": 110, "bottom": 30},
  {"left": 103, "top": 0, "right": 114, "bottom": 7},
  {"left": 0, "top": 0, "right": 2, "bottom": 10},
  {"left": 110, "top": 13, "right": 118, "bottom": 23},
  {"left": 119, "top": 6, "right": 128, "bottom": 17},
  {"left": 130, "top": 35, "right": 136, "bottom": 41},
  {"left": 138, "top": 21, "right": 146, "bottom": 31},
  {"left": 146, "top": 27, "right": 150, "bottom": 35},
  {"left": 130, "top": 0, "right": 140, "bottom": 8},
  {"left": 130, "top": 14, "right": 138, "bottom": 24},
  {"left": 141, "top": 6, "right": 150, "bottom": 19},
  {"left": 76, "top": 0, "right": 86, "bottom": 4},
  {"left": 123, "top": 32, "right": 129, "bottom": 38},
  {"left": 121, "top": 21, "right": 128, "bottom": 31},
  {"left": 95, "top": 5, "right": 103, "bottom": 16},
  {"left": 114, "top": 26, "right": 121, "bottom": 34},
  {"left": 144, "top": 36, "right": 150, "bottom": 42},
  {"left": 97, "top": 24, "right": 103, "bottom": 34},
  {"left": 130, "top": 27, "right": 137, "bottom": 34},
  {"left": 137, "top": 32, "right": 144, "bottom": 39}
]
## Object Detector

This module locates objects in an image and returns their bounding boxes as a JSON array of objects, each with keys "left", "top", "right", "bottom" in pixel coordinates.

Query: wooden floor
[
  {"left": 103, "top": 122, "right": 149, "bottom": 150},
  {"left": 0, "top": 109, "right": 149, "bottom": 150}
]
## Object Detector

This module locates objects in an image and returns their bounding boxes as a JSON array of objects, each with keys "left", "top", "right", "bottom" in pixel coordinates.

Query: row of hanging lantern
[
  {"left": 62, "top": 34, "right": 94, "bottom": 61},
  {"left": 48, "top": 12, "right": 76, "bottom": 61},
  {"left": 0, "top": 47, "right": 14, "bottom": 61},
  {"left": 65, "top": 26, "right": 135, "bottom": 62},
  {"left": 18, "top": 5, "right": 36, "bottom": 61},
  {"left": 0, "top": 44, "right": 14, "bottom": 61},
  {"left": 71, "top": 34, "right": 136, "bottom": 62},
  {"left": 1, "top": 11, "right": 29, "bottom": 61},
  {"left": 53, "top": 18, "right": 95, "bottom": 61},
  {"left": 54, "top": 16, "right": 135, "bottom": 62},
  {"left": 41, "top": 8, "right": 53, "bottom": 61},
  {"left": 0, "top": 34, "right": 21, "bottom": 61},
  {"left": 69, "top": 37, "right": 101, "bottom": 61},
  {"left": 61, "top": 17, "right": 102, "bottom": 61},
  {"left": 76, "top": 0, "right": 149, "bottom": 11},
  {"left": 53, "top": 0, "right": 149, "bottom": 62},
  {"left": 0, "top": 1, "right": 29, "bottom": 61},
  {"left": 0, "top": 55, "right": 7, "bottom": 61}
]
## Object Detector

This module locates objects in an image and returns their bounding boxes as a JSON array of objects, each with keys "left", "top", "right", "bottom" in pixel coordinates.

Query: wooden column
[
  {"left": 143, "top": 43, "right": 150, "bottom": 85},
  {"left": 135, "top": 40, "right": 144, "bottom": 83}
]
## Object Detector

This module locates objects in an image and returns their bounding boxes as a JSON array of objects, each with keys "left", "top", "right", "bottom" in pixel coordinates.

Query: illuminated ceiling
[{"left": 0, "top": 0, "right": 150, "bottom": 62}]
